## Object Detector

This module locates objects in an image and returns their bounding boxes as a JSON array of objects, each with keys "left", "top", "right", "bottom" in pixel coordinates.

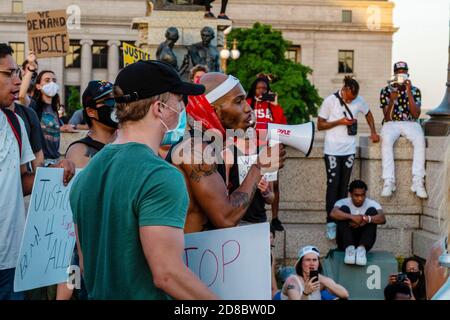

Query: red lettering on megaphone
[{"left": 277, "top": 129, "right": 291, "bottom": 135}]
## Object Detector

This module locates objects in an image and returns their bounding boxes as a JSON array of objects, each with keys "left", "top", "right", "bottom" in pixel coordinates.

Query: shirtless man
[{"left": 170, "top": 72, "right": 286, "bottom": 233}]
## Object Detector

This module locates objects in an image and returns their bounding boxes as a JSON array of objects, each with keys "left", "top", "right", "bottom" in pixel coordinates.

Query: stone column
[
  {"left": 80, "top": 39, "right": 93, "bottom": 96},
  {"left": 107, "top": 40, "right": 121, "bottom": 83}
]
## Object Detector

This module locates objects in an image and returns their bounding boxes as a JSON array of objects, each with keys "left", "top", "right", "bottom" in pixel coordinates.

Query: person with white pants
[{"left": 380, "top": 61, "right": 427, "bottom": 198}]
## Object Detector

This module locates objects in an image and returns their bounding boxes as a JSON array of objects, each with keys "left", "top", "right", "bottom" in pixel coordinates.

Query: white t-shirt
[
  {"left": 334, "top": 197, "right": 382, "bottom": 216},
  {"left": 318, "top": 92, "right": 370, "bottom": 156},
  {"left": 0, "top": 111, "right": 35, "bottom": 270}
]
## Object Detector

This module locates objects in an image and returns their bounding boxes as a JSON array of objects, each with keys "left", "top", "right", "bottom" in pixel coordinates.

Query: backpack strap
[
  {"left": 66, "top": 136, "right": 105, "bottom": 155},
  {"left": 2, "top": 108, "right": 22, "bottom": 158},
  {"left": 334, "top": 91, "right": 354, "bottom": 119}
]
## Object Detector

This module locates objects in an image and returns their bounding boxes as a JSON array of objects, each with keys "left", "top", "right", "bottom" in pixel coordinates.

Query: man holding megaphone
[
  {"left": 317, "top": 76, "right": 379, "bottom": 240},
  {"left": 169, "top": 72, "right": 287, "bottom": 234}
]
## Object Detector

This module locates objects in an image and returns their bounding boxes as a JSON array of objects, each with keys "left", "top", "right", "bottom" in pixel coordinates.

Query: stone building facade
[{"left": 0, "top": 0, "right": 396, "bottom": 125}]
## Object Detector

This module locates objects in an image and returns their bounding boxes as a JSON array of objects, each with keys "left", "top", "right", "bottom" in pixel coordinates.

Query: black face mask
[
  {"left": 406, "top": 271, "right": 420, "bottom": 283},
  {"left": 95, "top": 104, "right": 118, "bottom": 129}
]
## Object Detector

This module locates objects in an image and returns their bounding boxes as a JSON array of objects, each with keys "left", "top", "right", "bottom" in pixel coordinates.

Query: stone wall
[{"left": 268, "top": 134, "right": 449, "bottom": 264}]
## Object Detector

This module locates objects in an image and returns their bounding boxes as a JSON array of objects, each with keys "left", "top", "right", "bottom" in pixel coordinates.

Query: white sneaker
[
  {"left": 411, "top": 177, "right": 428, "bottom": 199},
  {"left": 344, "top": 245, "right": 356, "bottom": 265},
  {"left": 356, "top": 246, "right": 367, "bottom": 266},
  {"left": 326, "top": 222, "right": 336, "bottom": 240},
  {"left": 381, "top": 180, "right": 396, "bottom": 197}
]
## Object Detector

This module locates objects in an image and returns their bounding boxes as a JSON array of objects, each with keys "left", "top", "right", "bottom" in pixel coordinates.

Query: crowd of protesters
[{"left": 1, "top": 41, "right": 449, "bottom": 300}]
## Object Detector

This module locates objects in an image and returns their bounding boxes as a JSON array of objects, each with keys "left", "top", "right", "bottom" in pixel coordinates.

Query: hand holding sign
[
  {"left": 26, "top": 10, "right": 69, "bottom": 59},
  {"left": 14, "top": 168, "right": 79, "bottom": 292}
]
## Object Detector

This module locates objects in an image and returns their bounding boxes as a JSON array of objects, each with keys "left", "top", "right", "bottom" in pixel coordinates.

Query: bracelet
[
  {"left": 261, "top": 190, "right": 270, "bottom": 197},
  {"left": 368, "top": 216, "right": 372, "bottom": 224},
  {"left": 302, "top": 291, "right": 311, "bottom": 296}
]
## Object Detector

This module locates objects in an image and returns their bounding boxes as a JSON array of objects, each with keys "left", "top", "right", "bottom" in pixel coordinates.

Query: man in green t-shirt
[{"left": 69, "top": 60, "right": 217, "bottom": 300}]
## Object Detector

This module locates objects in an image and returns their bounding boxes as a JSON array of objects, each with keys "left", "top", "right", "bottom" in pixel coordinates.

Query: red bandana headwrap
[{"left": 186, "top": 94, "right": 226, "bottom": 137}]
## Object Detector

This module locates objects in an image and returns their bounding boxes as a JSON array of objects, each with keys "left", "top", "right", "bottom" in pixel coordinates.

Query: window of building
[
  {"left": 342, "top": 10, "right": 352, "bottom": 23},
  {"left": 338, "top": 50, "right": 354, "bottom": 74},
  {"left": 92, "top": 41, "right": 108, "bottom": 69},
  {"left": 12, "top": 1, "right": 23, "bottom": 14},
  {"left": 9, "top": 42, "right": 25, "bottom": 66},
  {"left": 285, "top": 46, "right": 301, "bottom": 63},
  {"left": 65, "top": 41, "right": 81, "bottom": 68}
]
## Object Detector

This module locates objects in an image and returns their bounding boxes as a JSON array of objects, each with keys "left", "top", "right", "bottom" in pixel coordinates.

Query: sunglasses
[{"left": 96, "top": 98, "right": 116, "bottom": 108}]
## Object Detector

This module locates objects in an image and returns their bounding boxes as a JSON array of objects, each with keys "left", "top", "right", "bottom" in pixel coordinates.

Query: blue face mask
[{"left": 161, "top": 109, "right": 186, "bottom": 146}]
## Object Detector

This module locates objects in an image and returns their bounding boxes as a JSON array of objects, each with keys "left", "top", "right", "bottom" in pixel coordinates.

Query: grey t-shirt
[
  {"left": 69, "top": 109, "right": 86, "bottom": 126},
  {"left": 334, "top": 197, "right": 382, "bottom": 215}
]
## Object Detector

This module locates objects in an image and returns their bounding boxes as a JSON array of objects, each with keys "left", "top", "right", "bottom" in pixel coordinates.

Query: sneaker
[
  {"left": 326, "top": 222, "right": 336, "bottom": 240},
  {"left": 411, "top": 177, "right": 428, "bottom": 199},
  {"left": 217, "top": 14, "right": 230, "bottom": 20},
  {"left": 356, "top": 246, "right": 367, "bottom": 266},
  {"left": 204, "top": 11, "right": 216, "bottom": 19},
  {"left": 381, "top": 180, "right": 396, "bottom": 197},
  {"left": 344, "top": 246, "right": 356, "bottom": 265},
  {"left": 271, "top": 218, "right": 284, "bottom": 231}
]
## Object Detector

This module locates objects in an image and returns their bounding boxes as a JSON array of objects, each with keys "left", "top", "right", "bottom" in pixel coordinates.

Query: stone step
[
  {"left": 272, "top": 224, "right": 414, "bottom": 264},
  {"left": 413, "top": 229, "right": 441, "bottom": 260}
]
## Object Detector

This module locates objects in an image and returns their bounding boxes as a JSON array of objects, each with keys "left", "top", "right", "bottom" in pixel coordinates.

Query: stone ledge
[
  {"left": 420, "top": 215, "right": 446, "bottom": 235},
  {"left": 413, "top": 230, "right": 441, "bottom": 260},
  {"left": 274, "top": 211, "right": 419, "bottom": 229},
  {"left": 60, "top": 131, "right": 88, "bottom": 157},
  {"left": 360, "top": 136, "right": 416, "bottom": 160},
  {"left": 278, "top": 202, "right": 422, "bottom": 215},
  {"left": 272, "top": 224, "right": 413, "bottom": 261}
]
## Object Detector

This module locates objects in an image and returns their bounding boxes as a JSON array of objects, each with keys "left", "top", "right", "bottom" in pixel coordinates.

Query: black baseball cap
[
  {"left": 114, "top": 60, "right": 205, "bottom": 103},
  {"left": 394, "top": 61, "right": 408, "bottom": 73},
  {"left": 82, "top": 80, "right": 114, "bottom": 108}
]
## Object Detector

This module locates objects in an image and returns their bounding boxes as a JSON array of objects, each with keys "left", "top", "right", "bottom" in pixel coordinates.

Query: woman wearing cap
[{"left": 281, "top": 245, "right": 349, "bottom": 300}]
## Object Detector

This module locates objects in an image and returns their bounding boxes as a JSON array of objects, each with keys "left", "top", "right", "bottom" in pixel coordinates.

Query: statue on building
[
  {"left": 184, "top": 26, "right": 220, "bottom": 72},
  {"left": 156, "top": 27, "right": 180, "bottom": 70}
]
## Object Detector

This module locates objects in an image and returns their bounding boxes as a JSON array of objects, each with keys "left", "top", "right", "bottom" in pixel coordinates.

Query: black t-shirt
[
  {"left": 14, "top": 102, "right": 44, "bottom": 154},
  {"left": 229, "top": 147, "right": 267, "bottom": 223}
]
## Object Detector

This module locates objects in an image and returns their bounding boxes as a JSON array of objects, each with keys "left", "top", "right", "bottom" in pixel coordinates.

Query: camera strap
[{"left": 334, "top": 91, "right": 354, "bottom": 120}]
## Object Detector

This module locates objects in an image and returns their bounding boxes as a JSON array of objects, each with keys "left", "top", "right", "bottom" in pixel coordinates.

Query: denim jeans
[{"left": 0, "top": 268, "right": 24, "bottom": 300}]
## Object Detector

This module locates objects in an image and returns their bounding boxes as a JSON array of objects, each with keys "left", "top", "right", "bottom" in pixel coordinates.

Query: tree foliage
[
  {"left": 227, "top": 23, "right": 322, "bottom": 124},
  {"left": 66, "top": 86, "right": 82, "bottom": 117}
]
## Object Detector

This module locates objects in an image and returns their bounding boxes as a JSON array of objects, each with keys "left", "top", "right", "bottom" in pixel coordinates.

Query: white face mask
[{"left": 41, "top": 82, "right": 59, "bottom": 97}]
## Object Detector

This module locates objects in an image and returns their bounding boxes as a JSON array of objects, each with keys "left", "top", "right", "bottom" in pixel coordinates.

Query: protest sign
[
  {"left": 14, "top": 168, "right": 79, "bottom": 292},
  {"left": 237, "top": 154, "right": 278, "bottom": 184},
  {"left": 184, "top": 223, "right": 271, "bottom": 300},
  {"left": 122, "top": 42, "right": 150, "bottom": 67},
  {"left": 26, "top": 10, "right": 69, "bottom": 58}
]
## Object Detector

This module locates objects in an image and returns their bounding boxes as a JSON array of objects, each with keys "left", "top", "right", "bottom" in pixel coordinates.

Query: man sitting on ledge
[{"left": 330, "top": 180, "right": 386, "bottom": 266}]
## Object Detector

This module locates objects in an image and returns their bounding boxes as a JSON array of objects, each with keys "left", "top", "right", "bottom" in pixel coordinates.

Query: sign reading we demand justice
[
  {"left": 14, "top": 168, "right": 78, "bottom": 292},
  {"left": 26, "top": 10, "right": 69, "bottom": 58},
  {"left": 184, "top": 223, "right": 272, "bottom": 300}
]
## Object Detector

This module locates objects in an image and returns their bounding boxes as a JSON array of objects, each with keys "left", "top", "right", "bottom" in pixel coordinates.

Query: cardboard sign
[
  {"left": 122, "top": 42, "right": 150, "bottom": 67},
  {"left": 184, "top": 223, "right": 271, "bottom": 300},
  {"left": 14, "top": 168, "right": 79, "bottom": 292},
  {"left": 237, "top": 154, "right": 278, "bottom": 184},
  {"left": 26, "top": 10, "right": 69, "bottom": 58}
]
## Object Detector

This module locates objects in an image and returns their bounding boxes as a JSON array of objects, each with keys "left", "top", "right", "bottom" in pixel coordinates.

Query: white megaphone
[{"left": 265, "top": 122, "right": 315, "bottom": 157}]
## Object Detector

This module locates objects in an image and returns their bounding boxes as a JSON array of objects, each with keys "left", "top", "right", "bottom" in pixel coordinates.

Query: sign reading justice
[{"left": 26, "top": 10, "right": 69, "bottom": 58}]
